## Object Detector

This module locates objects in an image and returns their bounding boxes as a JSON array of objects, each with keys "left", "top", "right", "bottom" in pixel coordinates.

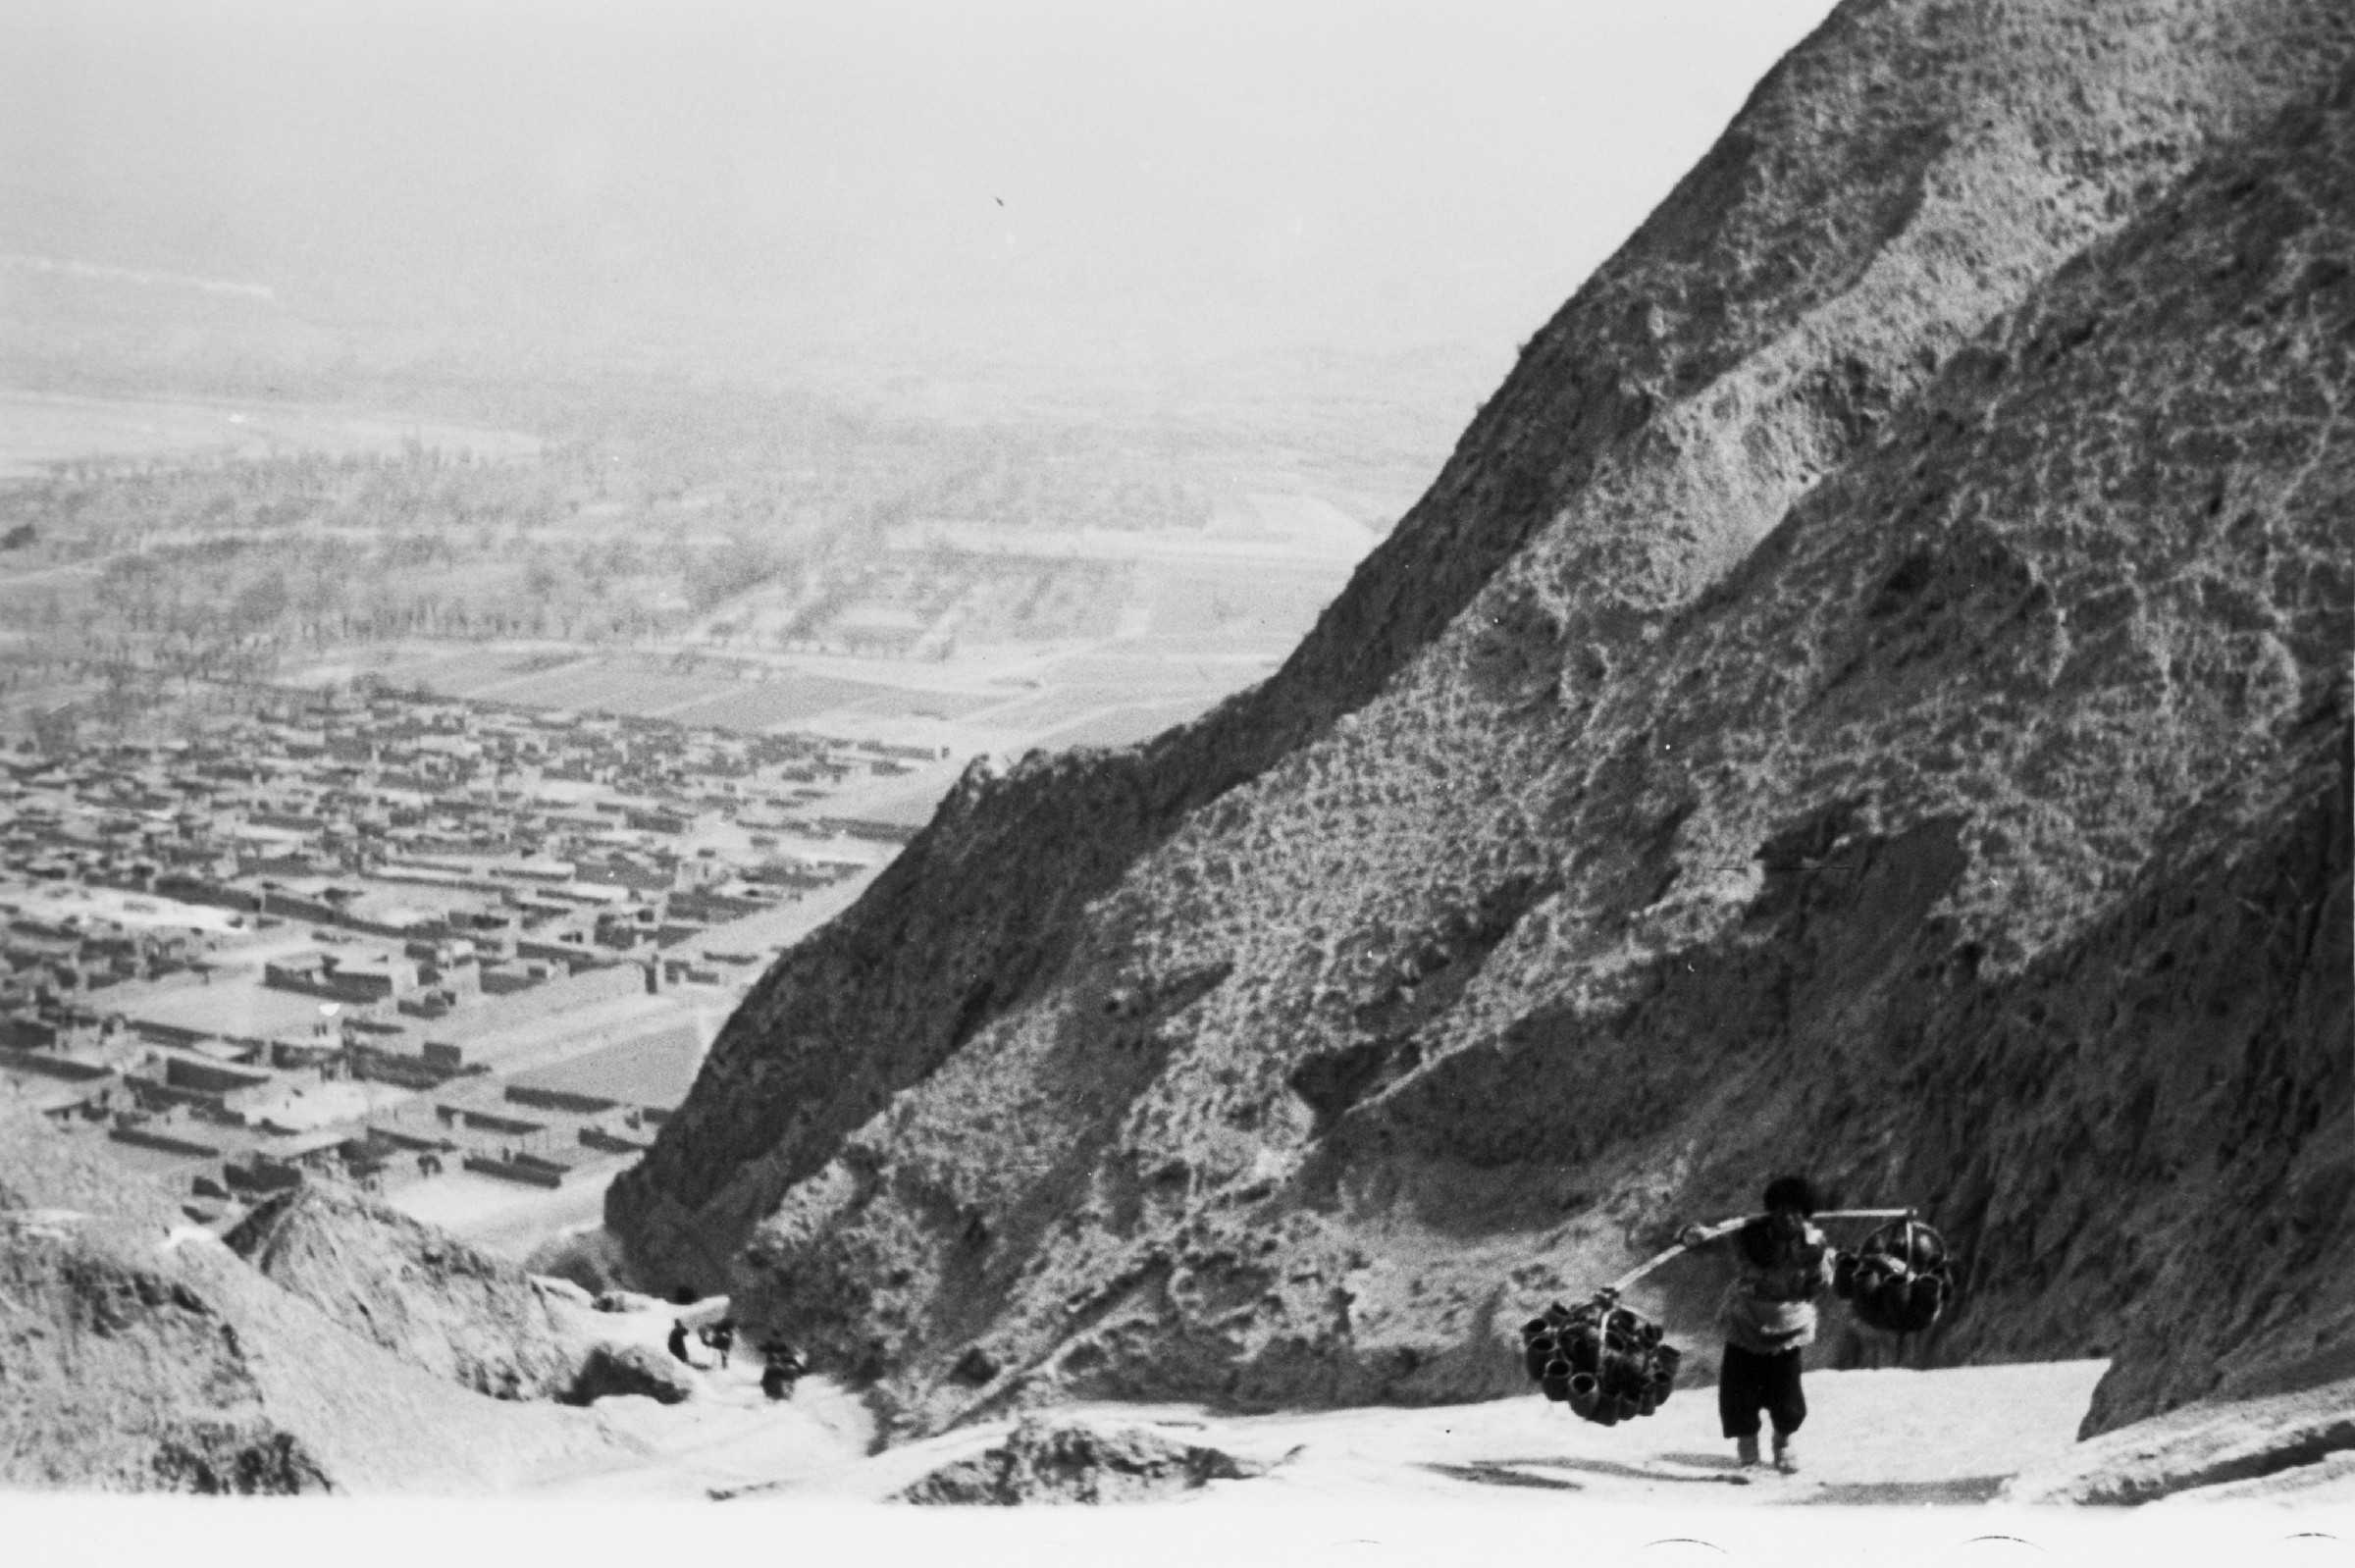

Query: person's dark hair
[{"left": 1762, "top": 1175, "right": 1818, "bottom": 1216}]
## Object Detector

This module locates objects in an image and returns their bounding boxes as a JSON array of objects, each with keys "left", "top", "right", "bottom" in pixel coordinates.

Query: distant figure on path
[
  {"left": 707, "top": 1317, "right": 737, "bottom": 1369},
  {"left": 759, "top": 1340, "right": 806, "bottom": 1401},
  {"left": 1679, "top": 1175, "right": 1838, "bottom": 1474}
]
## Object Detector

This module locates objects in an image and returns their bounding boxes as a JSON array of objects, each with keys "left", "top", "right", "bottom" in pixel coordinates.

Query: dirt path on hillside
[{"left": 528, "top": 1358, "right": 2110, "bottom": 1506}]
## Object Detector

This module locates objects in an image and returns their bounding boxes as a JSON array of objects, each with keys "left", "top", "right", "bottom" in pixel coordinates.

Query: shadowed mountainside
[{"left": 610, "top": 0, "right": 2354, "bottom": 1447}]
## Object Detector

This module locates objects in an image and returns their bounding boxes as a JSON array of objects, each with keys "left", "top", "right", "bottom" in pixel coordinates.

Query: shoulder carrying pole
[{"left": 1601, "top": 1208, "right": 1917, "bottom": 1295}]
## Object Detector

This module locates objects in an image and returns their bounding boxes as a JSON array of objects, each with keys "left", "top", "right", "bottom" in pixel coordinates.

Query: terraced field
[{"left": 267, "top": 502, "right": 1371, "bottom": 791}]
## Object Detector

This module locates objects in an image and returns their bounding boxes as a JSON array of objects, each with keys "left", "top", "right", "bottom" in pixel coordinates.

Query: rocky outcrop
[
  {"left": 224, "top": 1181, "right": 584, "bottom": 1401},
  {"left": 523, "top": 1226, "right": 641, "bottom": 1297},
  {"left": 562, "top": 1343, "right": 698, "bottom": 1407},
  {"left": 0, "top": 1216, "right": 335, "bottom": 1493},
  {"left": 895, "top": 1415, "right": 1266, "bottom": 1504},
  {"left": 611, "top": 0, "right": 2355, "bottom": 1447},
  {"left": 2004, "top": 1377, "right": 2355, "bottom": 1504},
  {"left": 0, "top": 1109, "right": 629, "bottom": 1492}
]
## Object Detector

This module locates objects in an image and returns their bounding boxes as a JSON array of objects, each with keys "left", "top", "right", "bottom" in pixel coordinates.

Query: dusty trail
[
  {"left": 510, "top": 1291, "right": 879, "bottom": 1498},
  {"left": 526, "top": 1356, "right": 2110, "bottom": 1505}
]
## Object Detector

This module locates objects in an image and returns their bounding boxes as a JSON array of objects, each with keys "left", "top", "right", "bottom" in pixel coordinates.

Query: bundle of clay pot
[
  {"left": 1521, "top": 1292, "right": 1682, "bottom": 1426},
  {"left": 1833, "top": 1218, "right": 1954, "bottom": 1334}
]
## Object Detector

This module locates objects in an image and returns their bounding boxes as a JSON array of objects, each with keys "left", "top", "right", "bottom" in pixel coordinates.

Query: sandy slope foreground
[
  {"left": 524, "top": 1354, "right": 2109, "bottom": 1507},
  {"left": 525, "top": 1304, "right": 879, "bottom": 1500}
]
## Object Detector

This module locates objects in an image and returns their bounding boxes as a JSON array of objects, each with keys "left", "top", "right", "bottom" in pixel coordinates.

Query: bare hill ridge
[
  {"left": 223, "top": 1182, "right": 583, "bottom": 1402},
  {"left": 610, "top": 0, "right": 2353, "bottom": 1447},
  {"left": 0, "top": 1110, "right": 636, "bottom": 1491}
]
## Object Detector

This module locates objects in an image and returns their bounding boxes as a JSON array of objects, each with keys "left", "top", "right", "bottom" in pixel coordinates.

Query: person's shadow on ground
[{"left": 1420, "top": 1454, "right": 1751, "bottom": 1490}]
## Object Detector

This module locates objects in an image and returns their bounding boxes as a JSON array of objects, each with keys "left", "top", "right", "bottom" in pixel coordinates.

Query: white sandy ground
[
  {"left": 11, "top": 1494, "right": 2347, "bottom": 1568},
  {"left": 507, "top": 1291, "right": 2115, "bottom": 1509},
  {"left": 11, "top": 1209, "right": 2349, "bottom": 1557},
  {"left": 493, "top": 1292, "right": 2355, "bottom": 1521},
  {"left": 8, "top": 1295, "right": 2352, "bottom": 1567},
  {"left": 386, "top": 1166, "right": 624, "bottom": 1260},
  {"left": 614, "top": 1365, "right": 2111, "bottom": 1507},
  {"left": 446, "top": 1320, "right": 2352, "bottom": 1563}
]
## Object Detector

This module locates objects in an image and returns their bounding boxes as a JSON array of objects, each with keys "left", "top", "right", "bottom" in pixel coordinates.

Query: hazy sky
[{"left": 1, "top": 0, "right": 1840, "bottom": 377}]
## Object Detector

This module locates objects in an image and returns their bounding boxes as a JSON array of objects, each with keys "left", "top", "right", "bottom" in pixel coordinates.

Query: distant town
[
  {"left": 0, "top": 361, "right": 1396, "bottom": 1256},
  {"left": 0, "top": 679, "right": 937, "bottom": 1235}
]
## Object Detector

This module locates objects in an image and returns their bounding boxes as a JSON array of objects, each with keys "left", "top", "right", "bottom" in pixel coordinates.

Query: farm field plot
[
  {"left": 1042, "top": 647, "right": 1284, "bottom": 686},
  {"left": 463, "top": 662, "right": 720, "bottom": 714},
  {"left": 813, "top": 779, "right": 957, "bottom": 832},
  {"left": 441, "top": 983, "right": 678, "bottom": 1047},
  {"left": 1097, "top": 629, "right": 1299, "bottom": 660},
  {"left": 659, "top": 674, "right": 890, "bottom": 729},
  {"left": 243, "top": 539, "right": 1345, "bottom": 786},
  {"left": 842, "top": 685, "right": 1007, "bottom": 722},
  {"left": 403, "top": 647, "right": 589, "bottom": 698},
  {"left": 973, "top": 680, "right": 1227, "bottom": 735},
  {"left": 387, "top": 1162, "right": 624, "bottom": 1258},
  {"left": 1138, "top": 559, "right": 1347, "bottom": 640},
  {"left": 374, "top": 649, "right": 518, "bottom": 696},
  {"left": 1207, "top": 490, "right": 1375, "bottom": 553},
  {"left": 506, "top": 1027, "right": 704, "bottom": 1111},
  {"left": 324, "top": 646, "right": 900, "bottom": 730},
  {"left": 302, "top": 645, "right": 597, "bottom": 699},
  {"left": 682, "top": 872, "right": 880, "bottom": 957},
  {"left": 111, "top": 972, "right": 348, "bottom": 1041},
  {"left": 1035, "top": 700, "right": 1216, "bottom": 751},
  {"left": 962, "top": 694, "right": 1108, "bottom": 737}
]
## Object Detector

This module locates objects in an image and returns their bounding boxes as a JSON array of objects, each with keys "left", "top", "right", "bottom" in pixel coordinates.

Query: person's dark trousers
[{"left": 1718, "top": 1344, "right": 1806, "bottom": 1438}]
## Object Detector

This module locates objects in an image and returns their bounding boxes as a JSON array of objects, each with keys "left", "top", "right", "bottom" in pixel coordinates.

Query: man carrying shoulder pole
[{"left": 1678, "top": 1174, "right": 1836, "bottom": 1475}]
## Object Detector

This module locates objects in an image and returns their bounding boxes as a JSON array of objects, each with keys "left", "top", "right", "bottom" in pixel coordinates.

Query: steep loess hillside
[{"left": 611, "top": 0, "right": 2355, "bottom": 1444}]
